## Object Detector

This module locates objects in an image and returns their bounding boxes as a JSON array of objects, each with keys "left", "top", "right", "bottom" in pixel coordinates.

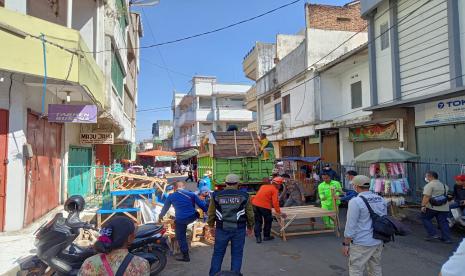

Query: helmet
[
  {"left": 272, "top": 177, "right": 284, "bottom": 185},
  {"left": 64, "top": 195, "right": 85, "bottom": 213}
]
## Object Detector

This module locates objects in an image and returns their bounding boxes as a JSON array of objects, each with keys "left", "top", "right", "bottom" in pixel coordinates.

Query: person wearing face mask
[
  {"left": 420, "top": 171, "right": 452, "bottom": 244},
  {"left": 79, "top": 216, "right": 150, "bottom": 276}
]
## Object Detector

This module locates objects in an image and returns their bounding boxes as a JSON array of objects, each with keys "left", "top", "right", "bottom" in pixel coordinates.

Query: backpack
[{"left": 359, "top": 196, "right": 396, "bottom": 243}]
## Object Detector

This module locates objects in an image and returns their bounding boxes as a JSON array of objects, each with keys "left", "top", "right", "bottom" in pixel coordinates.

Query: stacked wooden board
[{"left": 210, "top": 131, "right": 260, "bottom": 158}]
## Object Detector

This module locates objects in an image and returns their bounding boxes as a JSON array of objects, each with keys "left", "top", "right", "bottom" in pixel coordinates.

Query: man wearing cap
[
  {"left": 342, "top": 175, "right": 387, "bottom": 276},
  {"left": 321, "top": 163, "right": 340, "bottom": 181},
  {"left": 252, "top": 177, "right": 287, "bottom": 243},
  {"left": 199, "top": 172, "right": 212, "bottom": 190},
  {"left": 207, "top": 174, "right": 254, "bottom": 276}
]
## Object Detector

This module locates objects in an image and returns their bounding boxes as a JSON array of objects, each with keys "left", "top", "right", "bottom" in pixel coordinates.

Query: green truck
[{"left": 197, "top": 131, "right": 275, "bottom": 192}]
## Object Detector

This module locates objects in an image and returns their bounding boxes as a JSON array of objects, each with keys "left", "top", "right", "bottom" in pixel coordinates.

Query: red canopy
[{"left": 137, "top": 150, "right": 176, "bottom": 157}]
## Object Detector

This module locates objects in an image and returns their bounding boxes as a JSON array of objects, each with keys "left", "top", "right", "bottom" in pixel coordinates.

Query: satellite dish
[{"left": 130, "top": 0, "right": 160, "bottom": 6}]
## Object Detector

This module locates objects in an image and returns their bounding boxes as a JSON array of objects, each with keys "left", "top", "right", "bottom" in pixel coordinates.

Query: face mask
[{"left": 424, "top": 177, "right": 430, "bottom": 183}]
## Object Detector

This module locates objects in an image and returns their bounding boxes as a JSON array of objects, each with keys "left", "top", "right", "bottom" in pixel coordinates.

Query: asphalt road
[{"left": 163, "top": 175, "right": 460, "bottom": 276}]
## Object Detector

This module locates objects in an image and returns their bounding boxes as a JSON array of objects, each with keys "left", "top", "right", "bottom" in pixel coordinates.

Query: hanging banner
[
  {"left": 48, "top": 104, "right": 97, "bottom": 123},
  {"left": 349, "top": 122, "right": 397, "bottom": 142},
  {"left": 80, "top": 132, "right": 114, "bottom": 144}
]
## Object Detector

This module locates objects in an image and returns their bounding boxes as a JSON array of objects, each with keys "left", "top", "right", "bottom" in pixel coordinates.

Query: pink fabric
[{"left": 100, "top": 254, "right": 114, "bottom": 276}]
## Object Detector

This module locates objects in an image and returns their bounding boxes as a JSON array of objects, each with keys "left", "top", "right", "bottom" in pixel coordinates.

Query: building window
[
  {"left": 273, "top": 91, "right": 281, "bottom": 100},
  {"left": 111, "top": 47, "right": 125, "bottom": 98},
  {"left": 380, "top": 22, "right": 389, "bottom": 50},
  {"left": 264, "top": 96, "right": 271, "bottom": 105},
  {"left": 282, "top": 94, "right": 290, "bottom": 114},
  {"left": 275, "top": 102, "right": 282, "bottom": 121},
  {"left": 351, "top": 81, "right": 362, "bottom": 109},
  {"left": 116, "top": 0, "right": 128, "bottom": 36}
]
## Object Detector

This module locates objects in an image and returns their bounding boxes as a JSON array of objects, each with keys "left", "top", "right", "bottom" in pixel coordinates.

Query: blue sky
[{"left": 134, "top": 0, "right": 347, "bottom": 141}]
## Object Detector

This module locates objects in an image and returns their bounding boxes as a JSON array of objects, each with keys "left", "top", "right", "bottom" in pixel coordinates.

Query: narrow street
[{"left": 164, "top": 176, "right": 459, "bottom": 276}]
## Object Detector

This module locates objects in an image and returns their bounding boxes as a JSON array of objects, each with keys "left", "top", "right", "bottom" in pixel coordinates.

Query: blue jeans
[
  {"left": 420, "top": 208, "right": 451, "bottom": 241},
  {"left": 209, "top": 227, "right": 246, "bottom": 276},
  {"left": 175, "top": 215, "right": 197, "bottom": 253}
]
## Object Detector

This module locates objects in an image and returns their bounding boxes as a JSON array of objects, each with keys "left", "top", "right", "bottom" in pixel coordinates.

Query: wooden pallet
[{"left": 207, "top": 131, "right": 260, "bottom": 158}]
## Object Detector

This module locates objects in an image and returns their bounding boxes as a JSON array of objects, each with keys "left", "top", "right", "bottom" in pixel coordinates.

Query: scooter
[{"left": 18, "top": 196, "right": 169, "bottom": 276}]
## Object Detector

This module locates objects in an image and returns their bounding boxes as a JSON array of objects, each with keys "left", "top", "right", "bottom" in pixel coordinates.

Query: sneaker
[
  {"left": 424, "top": 236, "right": 440, "bottom": 241},
  {"left": 256, "top": 236, "right": 262, "bottom": 244}
]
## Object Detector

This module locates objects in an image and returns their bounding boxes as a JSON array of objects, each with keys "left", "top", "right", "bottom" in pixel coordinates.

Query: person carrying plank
[
  {"left": 318, "top": 172, "right": 343, "bottom": 228},
  {"left": 252, "top": 177, "right": 287, "bottom": 243}
]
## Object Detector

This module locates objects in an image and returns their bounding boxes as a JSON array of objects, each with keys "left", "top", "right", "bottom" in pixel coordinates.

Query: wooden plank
[{"left": 216, "top": 140, "right": 258, "bottom": 145}]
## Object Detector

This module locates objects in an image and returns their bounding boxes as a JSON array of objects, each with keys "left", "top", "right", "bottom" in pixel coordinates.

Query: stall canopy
[
  {"left": 177, "top": 148, "right": 199, "bottom": 161},
  {"left": 354, "top": 148, "right": 419, "bottom": 163},
  {"left": 137, "top": 150, "right": 176, "bottom": 161},
  {"left": 282, "top": 157, "right": 321, "bottom": 163}
]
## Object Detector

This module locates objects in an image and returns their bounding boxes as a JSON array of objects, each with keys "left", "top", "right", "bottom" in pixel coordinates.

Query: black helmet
[{"left": 64, "top": 195, "right": 85, "bottom": 213}]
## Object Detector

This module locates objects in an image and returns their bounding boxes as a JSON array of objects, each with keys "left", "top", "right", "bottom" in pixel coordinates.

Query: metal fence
[{"left": 332, "top": 162, "right": 465, "bottom": 203}]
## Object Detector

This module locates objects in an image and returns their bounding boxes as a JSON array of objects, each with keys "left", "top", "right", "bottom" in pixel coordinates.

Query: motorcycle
[{"left": 18, "top": 196, "right": 169, "bottom": 276}]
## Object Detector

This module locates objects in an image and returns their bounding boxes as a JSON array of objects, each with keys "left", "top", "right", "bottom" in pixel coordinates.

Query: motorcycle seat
[{"left": 135, "top": 223, "right": 164, "bottom": 238}]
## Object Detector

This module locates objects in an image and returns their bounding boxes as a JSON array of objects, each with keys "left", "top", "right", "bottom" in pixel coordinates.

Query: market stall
[
  {"left": 137, "top": 149, "right": 177, "bottom": 173},
  {"left": 354, "top": 148, "right": 419, "bottom": 217},
  {"left": 280, "top": 156, "right": 321, "bottom": 198}
]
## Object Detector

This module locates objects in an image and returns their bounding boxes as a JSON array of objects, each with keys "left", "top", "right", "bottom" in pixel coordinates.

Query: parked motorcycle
[{"left": 18, "top": 195, "right": 169, "bottom": 276}]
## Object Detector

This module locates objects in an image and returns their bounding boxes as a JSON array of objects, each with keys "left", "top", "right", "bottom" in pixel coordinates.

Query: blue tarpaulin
[{"left": 282, "top": 156, "right": 320, "bottom": 163}]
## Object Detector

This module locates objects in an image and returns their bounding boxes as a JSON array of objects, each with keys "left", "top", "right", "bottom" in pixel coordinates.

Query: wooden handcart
[{"left": 271, "top": 189, "right": 341, "bottom": 241}]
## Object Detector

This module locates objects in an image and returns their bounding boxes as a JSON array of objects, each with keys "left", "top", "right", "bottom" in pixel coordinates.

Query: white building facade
[
  {"left": 361, "top": 0, "right": 465, "bottom": 185},
  {"left": 244, "top": 1, "right": 368, "bottom": 160},
  {"left": 172, "top": 76, "right": 253, "bottom": 149}
]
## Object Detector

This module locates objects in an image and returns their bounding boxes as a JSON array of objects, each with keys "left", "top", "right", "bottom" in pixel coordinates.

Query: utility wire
[
  {"left": 85, "top": 0, "right": 302, "bottom": 53},
  {"left": 141, "top": 8, "right": 177, "bottom": 90},
  {"left": 140, "top": 57, "right": 192, "bottom": 78},
  {"left": 281, "top": 0, "right": 434, "bottom": 122}
]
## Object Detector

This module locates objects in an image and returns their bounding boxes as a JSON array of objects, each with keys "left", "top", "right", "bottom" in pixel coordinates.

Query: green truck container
[
  {"left": 196, "top": 131, "right": 275, "bottom": 192},
  {"left": 197, "top": 155, "right": 275, "bottom": 191}
]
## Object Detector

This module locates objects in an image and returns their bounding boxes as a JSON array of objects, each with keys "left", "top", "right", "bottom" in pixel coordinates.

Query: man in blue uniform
[
  {"left": 159, "top": 181, "right": 207, "bottom": 262},
  {"left": 208, "top": 174, "right": 254, "bottom": 276}
]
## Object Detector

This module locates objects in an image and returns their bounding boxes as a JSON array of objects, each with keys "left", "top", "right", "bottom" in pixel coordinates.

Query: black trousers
[
  {"left": 186, "top": 176, "right": 194, "bottom": 182},
  {"left": 253, "top": 206, "right": 273, "bottom": 238}
]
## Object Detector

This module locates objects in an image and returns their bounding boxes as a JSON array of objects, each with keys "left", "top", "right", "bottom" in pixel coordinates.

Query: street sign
[
  {"left": 48, "top": 104, "right": 97, "bottom": 123},
  {"left": 80, "top": 132, "right": 114, "bottom": 144}
]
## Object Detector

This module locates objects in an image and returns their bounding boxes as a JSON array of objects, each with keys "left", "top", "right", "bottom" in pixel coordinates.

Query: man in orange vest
[{"left": 252, "top": 177, "right": 287, "bottom": 243}]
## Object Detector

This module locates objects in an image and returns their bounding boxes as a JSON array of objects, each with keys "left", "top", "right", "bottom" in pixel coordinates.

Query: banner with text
[
  {"left": 48, "top": 104, "right": 97, "bottom": 123},
  {"left": 80, "top": 132, "right": 114, "bottom": 144}
]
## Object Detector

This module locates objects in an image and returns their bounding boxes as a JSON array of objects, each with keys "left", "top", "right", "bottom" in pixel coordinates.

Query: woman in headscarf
[{"left": 79, "top": 217, "right": 150, "bottom": 276}]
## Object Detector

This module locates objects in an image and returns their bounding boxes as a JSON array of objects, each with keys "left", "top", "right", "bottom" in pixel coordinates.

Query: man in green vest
[{"left": 318, "top": 172, "right": 342, "bottom": 228}]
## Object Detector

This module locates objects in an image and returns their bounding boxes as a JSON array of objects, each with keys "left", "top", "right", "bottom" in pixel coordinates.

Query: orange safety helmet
[{"left": 272, "top": 177, "right": 284, "bottom": 185}]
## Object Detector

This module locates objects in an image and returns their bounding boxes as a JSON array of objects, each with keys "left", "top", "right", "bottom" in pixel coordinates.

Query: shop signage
[
  {"left": 80, "top": 132, "right": 114, "bottom": 144},
  {"left": 349, "top": 121, "right": 397, "bottom": 142},
  {"left": 48, "top": 104, "right": 97, "bottom": 123},
  {"left": 415, "top": 96, "right": 465, "bottom": 126}
]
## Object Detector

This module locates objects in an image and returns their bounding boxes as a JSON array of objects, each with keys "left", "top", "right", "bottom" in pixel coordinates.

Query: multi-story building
[
  {"left": 360, "top": 0, "right": 465, "bottom": 185},
  {"left": 243, "top": 1, "right": 367, "bottom": 160},
  {"left": 172, "top": 76, "right": 253, "bottom": 149},
  {"left": 152, "top": 120, "right": 173, "bottom": 141},
  {"left": 0, "top": 0, "right": 142, "bottom": 231}
]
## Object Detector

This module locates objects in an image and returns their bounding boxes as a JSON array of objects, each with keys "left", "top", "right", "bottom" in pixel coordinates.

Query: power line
[
  {"left": 282, "top": 0, "right": 434, "bottom": 121},
  {"left": 140, "top": 57, "right": 192, "bottom": 78},
  {"left": 141, "top": 8, "right": 177, "bottom": 90},
  {"left": 136, "top": 106, "right": 172, "bottom": 112},
  {"left": 85, "top": 0, "right": 302, "bottom": 53}
]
